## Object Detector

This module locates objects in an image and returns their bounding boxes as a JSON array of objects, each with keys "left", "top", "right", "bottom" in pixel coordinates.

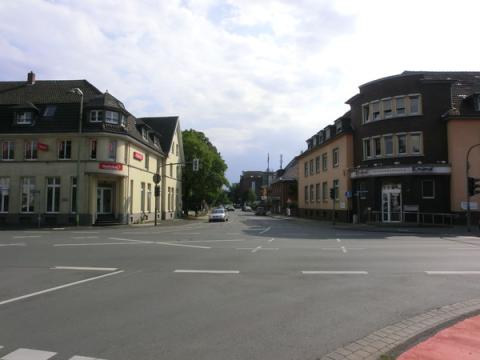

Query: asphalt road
[{"left": 1, "top": 212, "right": 480, "bottom": 359}]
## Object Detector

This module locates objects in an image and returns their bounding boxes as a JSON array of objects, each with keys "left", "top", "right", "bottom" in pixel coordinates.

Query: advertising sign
[{"left": 99, "top": 162, "right": 123, "bottom": 171}]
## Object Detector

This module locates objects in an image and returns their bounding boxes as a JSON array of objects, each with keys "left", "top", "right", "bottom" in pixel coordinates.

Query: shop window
[{"left": 422, "top": 180, "right": 435, "bottom": 199}]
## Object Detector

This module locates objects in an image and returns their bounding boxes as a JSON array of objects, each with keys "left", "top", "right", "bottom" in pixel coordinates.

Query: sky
[{"left": 1, "top": 0, "right": 480, "bottom": 183}]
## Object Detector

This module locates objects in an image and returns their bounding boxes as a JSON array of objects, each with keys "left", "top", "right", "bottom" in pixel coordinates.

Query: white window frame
[
  {"left": 16, "top": 111, "right": 33, "bottom": 125},
  {"left": 105, "top": 111, "right": 119, "bottom": 125},
  {"left": 46, "top": 177, "right": 61, "bottom": 213},
  {"left": 396, "top": 133, "right": 407, "bottom": 155},
  {"left": 322, "top": 153, "right": 328, "bottom": 171},
  {"left": 21, "top": 177, "right": 35, "bottom": 213},
  {"left": 0, "top": 177, "right": 10, "bottom": 213},
  {"left": 382, "top": 97, "right": 393, "bottom": 118},
  {"left": 24, "top": 140, "right": 38, "bottom": 160},
  {"left": 408, "top": 94, "right": 421, "bottom": 115},
  {"left": 315, "top": 183, "right": 321, "bottom": 202},
  {"left": 108, "top": 140, "right": 117, "bottom": 161},
  {"left": 421, "top": 179, "right": 435, "bottom": 199},
  {"left": 383, "top": 134, "right": 394, "bottom": 157},
  {"left": 332, "top": 148, "right": 339, "bottom": 167},
  {"left": 90, "top": 110, "right": 103, "bottom": 123},
  {"left": 1, "top": 140, "right": 15, "bottom": 160},
  {"left": 362, "top": 103, "right": 370, "bottom": 124},
  {"left": 395, "top": 96, "right": 406, "bottom": 116},
  {"left": 371, "top": 101, "right": 381, "bottom": 121},
  {"left": 409, "top": 132, "right": 422, "bottom": 155},
  {"left": 58, "top": 140, "right": 72, "bottom": 160},
  {"left": 363, "top": 138, "right": 372, "bottom": 159}
]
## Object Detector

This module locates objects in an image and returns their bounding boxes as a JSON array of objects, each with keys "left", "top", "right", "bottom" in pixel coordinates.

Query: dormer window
[
  {"left": 105, "top": 111, "right": 119, "bottom": 124},
  {"left": 142, "top": 128, "right": 148, "bottom": 141},
  {"left": 15, "top": 111, "right": 33, "bottom": 125},
  {"left": 325, "top": 127, "right": 331, "bottom": 139},
  {"left": 90, "top": 110, "right": 103, "bottom": 123},
  {"left": 43, "top": 105, "right": 57, "bottom": 117},
  {"left": 335, "top": 120, "right": 342, "bottom": 133},
  {"left": 154, "top": 136, "right": 160, "bottom": 148},
  {"left": 120, "top": 114, "right": 127, "bottom": 127}
]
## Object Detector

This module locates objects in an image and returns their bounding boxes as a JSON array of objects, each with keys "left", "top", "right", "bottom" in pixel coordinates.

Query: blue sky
[{"left": 1, "top": 0, "right": 480, "bottom": 183}]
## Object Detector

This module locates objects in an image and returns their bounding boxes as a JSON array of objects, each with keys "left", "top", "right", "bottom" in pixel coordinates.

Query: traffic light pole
[{"left": 466, "top": 143, "right": 480, "bottom": 232}]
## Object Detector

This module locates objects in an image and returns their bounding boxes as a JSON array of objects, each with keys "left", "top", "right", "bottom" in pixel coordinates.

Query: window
[
  {"left": 309, "top": 159, "right": 314, "bottom": 175},
  {"left": 304, "top": 162, "right": 308, "bottom": 177},
  {"left": 422, "top": 180, "right": 435, "bottom": 199},
  {"left": 21, "top": 177, "right": 35, "bottom": 213},
  {"left": 373, "top": 138, "right": 381, "bottom": 157},
  {"left": 396, "top": 96, "right": 405, "bottom": 115},
  {"left": 409, "top": 95, "right": 420, "bottom": 114},
  {"left": 145, "top": 153, "right": 149, "bottom": 170},
  {"left": 363, "top": 138, "right": 371, "bottom": 159},
  {"left": 383, "top": 98, "right": 392, "bottom": 118},
  {"left": 332, "top": 148, "right": 339, "bottom": 167},
  {"left": 108, "top": 140, "right": 117, "bottom": 161},
  {"left": 25, "top": 140, "right": 38, "bottom": 160},
  {"left": 71, "top": 177, "right": 77, "bottom": 213},
  {"left": 397, "top": 134, "right": 407, "bottom": 154},
  {"left": 58, "top": 140, "right": 72, "bottom": 159},
  {"left": 315, "top": 156, "right": 320, "bottom": 173},
  {"left": 154, "top": 137, "right": 160, "bottom": 148},
  {"left": 15, "top": 111, "right": 33, "bottom": 124},
  {"left": 335, "top": 120, "right": 342, "bottom": 133},
  {"left": 322, "top": 153, "right": 327, "bottom": 171},
  {"left": 90, "top": 139, "right": 97, "bottom": 160},
  {"left": 362, "top": 104, "right": 370, "bottom": 123},
  {"left": 475, "top": 95, "right": 480, "bottom": 111},
  {"left": 384, "top": 136, "right": 393, "bottom": 156},
  {"left": 147, "top": 184, "right": 152, "bottom": 212},
  {"left": 140, "top": 182, "right": 145, "bottom": 212},
  {"left": 0, "top": 177, "right": 9, "bottom": 213},
  {"left": 90, "top": 110, "right": 103, "bottom": 123},
  {"left": 142, "top": 128, "right": 148, "bottom": 140},
  {"left": 43, "top": 105, "right": 57, "bottom": 117},
  {"left": 325, "top": 128, "right": 331, "bottom": 139},
  {"left": 333, "top": 179, "right": 339, "bottom": 201},
  {"left": 410, "top": 133, "right": 421, "bottom": 154},
  {"left": 1, "top": 140, "right": 14, "bottom": 160},
  {"left": 316, "top": 183, "right": 320, "bottom": 202},
  {"left": 322, "top": 182, "right": 328, "bottom": 202},
  {"left": 120, "top": 114, "right": 127, "bottom": 127},
  {"left": 372, "top": 101, "right": 380, "bottom": 121},
  {"left": 105, "top": 111, "right": 119, "bottom": 124},
  {"left": 304, "top": 186, "right": 308, "bottom": 202},
  {"left": 46, "top": 177, "right": 60, "bottom": 213},
  {"left": 310, "top": 185, "right": 314, "bottom": 203}
]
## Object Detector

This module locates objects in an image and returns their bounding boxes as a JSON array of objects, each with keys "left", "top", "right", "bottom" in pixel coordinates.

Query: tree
[
  {"left": 227, "top": 183, "right": 241, "bottom": 204},
  {"left": 182, "top": 129, "right": 229, "bottom": 212}
]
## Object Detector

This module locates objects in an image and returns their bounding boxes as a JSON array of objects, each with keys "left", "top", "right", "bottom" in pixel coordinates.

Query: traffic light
[
  {"left": 468, "top": 177, "right": 480, "bottom": 196},
  {"left": 329, "top": 188, "right": 335, "bottom": 199},
  {"left": 192, "top": 158, "right": 199, "bottom": 172},
  {"left": 154, "top": 185, "right": 160, "bottom": 197}
]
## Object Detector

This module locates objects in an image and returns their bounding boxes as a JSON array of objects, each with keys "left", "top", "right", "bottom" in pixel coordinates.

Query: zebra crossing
[{"left": 0, "top": 347, "right": 107, "bottom": 360}]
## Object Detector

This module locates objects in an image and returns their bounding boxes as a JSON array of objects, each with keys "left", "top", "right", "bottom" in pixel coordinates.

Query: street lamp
[
  {"left": 466, "top": 143, "right": 480, "bottom": 232},
  {"left": 68, "top": 88, "right": 84, "bottom": 226}
]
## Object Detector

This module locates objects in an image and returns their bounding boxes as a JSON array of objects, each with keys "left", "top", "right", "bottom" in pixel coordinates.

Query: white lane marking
[
  {"left": 52, "top": 266, "right": 118, "bottom": 272},
  {"left": 72, "top": 236, "right": 99, "bottom": 239},
  {"left": 71, "top": 231, "right": 99, "bottom": 234},
  {"left": 236, "top": 247, "right": 279, "bottom": 252},
  {"left": 1, "top": 348, "right": 57, "bottom": 360},
  {"left": 268, "top": 238, "right": 275, "bottom": 242},
  {"left": 0, "top": 345, "right": 3, "bottom": 350},
  {"left": 155, "top": 241, "right": 211, "bottom": 249},
  {"left": 174, "top": 269, "right": 239, "bottom": 274},
  {"left": 336, "top": 238, "right": 341, "bottom": 242},
  {"left": 302, "top": 271, "right": 368, "bottom": 275},
  {"left": 69, "top": 356, "right": 107, "bottom": 360},
  {"left": 13, "top": 235, "right": 40, "bottom": 239},
  {"left": 176, "top": 239, "right": 245, "bottom": 243},
  {"left": 0, "top": 243, "right": 26, "bottom": 247},
  {"left": 341, "top": 246, "right": 347, "bottom": 253},
  {"left": 54, "top": 242, "right": 145, "bottom": 247},
  {"left": 426, "top": 271, "right": 480, "bottom": 275},
  {"left": 53, "top": 228, "right": 65, "bottom": 231},
  {"left": 108, "top": 237, "right": 152, "bottom": 244},
  {"left": 448, "top": 247, "right": 480, "bottom": 250},
  {"left": 259, "top": 227, "right": 271, "bottom": 234},
  {"left": 0, "top": 270, "right": 124, "bottom": 307},
  {"left": 175, "top": 232, "right": 201, "bottom": 235},
  {"left": 251, "top": 246, "right": 262, "bottom": 253},
  {"left": 226, "top": 233, "right": 240, "bottom": 235}
]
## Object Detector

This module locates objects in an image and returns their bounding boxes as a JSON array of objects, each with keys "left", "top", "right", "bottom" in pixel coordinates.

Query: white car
[{"left": 209, "top": 208, "right": 229, "bottom": 222}]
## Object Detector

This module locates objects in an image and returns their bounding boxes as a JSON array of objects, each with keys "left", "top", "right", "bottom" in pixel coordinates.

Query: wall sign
[
  {"left": 133, "top": 151, "right": 144, "bottom": 161},
  {"left": 99, "top": 162, "right": 123, "bottom": 171},
  {"left": 38, "top": 143, "right": 48, "bottom": 151}
]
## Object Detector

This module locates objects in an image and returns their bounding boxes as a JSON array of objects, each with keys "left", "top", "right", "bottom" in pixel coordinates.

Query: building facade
[
  {"left": 270, "top": 157, "right": 298, "bottom": 215},
  {"left": 0, "top": 72, "right": 183, "bottom": 226},
  {"left": 297, "top": 114, "right": 353, "bottom": 222}
]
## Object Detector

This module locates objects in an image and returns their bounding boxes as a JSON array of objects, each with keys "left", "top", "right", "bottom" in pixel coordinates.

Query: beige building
[
  {"left": 0, "top": 72, "right": 183, "bottom": 226},
  {"left": 297, "top": 115, "right": 354, "bottom": 222}
]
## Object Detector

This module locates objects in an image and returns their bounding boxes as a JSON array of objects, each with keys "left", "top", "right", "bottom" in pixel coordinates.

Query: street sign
[
  {"left": 345, "top": 191, "right": 352, "bottom": 198},
  {"left": 461, "top": 201, "right": 478, "bottom": 210},
  {"left": 153, "top": 173, "right": 161, "bottom": 184}
]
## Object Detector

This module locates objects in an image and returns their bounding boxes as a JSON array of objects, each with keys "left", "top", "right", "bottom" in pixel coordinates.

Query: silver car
[{"left": 209, "top": 208, "right": 229, "bottom": 222}]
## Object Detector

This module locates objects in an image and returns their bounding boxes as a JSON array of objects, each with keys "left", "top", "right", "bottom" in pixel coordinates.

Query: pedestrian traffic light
[
  {"left": 329, "top": 188, "right": 335, "bottom": 199},
  {"left": 192, "top": 158, "right": 199, "bottom": 171},
  {"left": 468, "top": 177, "right": 480, "bottom": 196}
]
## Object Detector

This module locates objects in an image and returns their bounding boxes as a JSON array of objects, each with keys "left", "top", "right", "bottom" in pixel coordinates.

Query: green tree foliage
[
  {"left": 182, "top": 129, "right": 229, "bottom": 211},
  {"left": 227, "top": 183, "right": 241, "bottom": 204}
]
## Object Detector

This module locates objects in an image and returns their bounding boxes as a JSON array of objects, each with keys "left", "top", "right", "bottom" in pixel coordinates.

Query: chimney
[{"left": 27, "top": 71, "right": 36, "bottom": 85}]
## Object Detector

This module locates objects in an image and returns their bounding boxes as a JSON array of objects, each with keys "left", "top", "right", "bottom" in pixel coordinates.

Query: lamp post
[
  {"left": 466, "top": 143, "right": 480, "bottom": 232},
  {"left": 69, "top": 88, "right": 84, "bottom": 226}
]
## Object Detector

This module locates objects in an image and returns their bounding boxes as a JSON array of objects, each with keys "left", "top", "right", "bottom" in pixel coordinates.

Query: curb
[{"left": 320, "top": 298, "right": 480, "bottom": 360}]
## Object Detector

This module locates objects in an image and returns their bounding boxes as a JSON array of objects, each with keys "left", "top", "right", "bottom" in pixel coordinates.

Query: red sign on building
[
  {"left": 99, "top": 162, "right": 123, "bottom": 171},
  {"left": 38, "top": 143, "right": 48, "bottom": 151},
  {"left": 133, "top": 151, "right": 144, "bottom": 161}
]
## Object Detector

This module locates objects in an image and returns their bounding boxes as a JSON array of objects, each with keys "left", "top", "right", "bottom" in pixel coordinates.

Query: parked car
[
  {"left": 242, "top": 206, "right": 252, "bottom": 212},
  {"left": 208, "top": 208, "right": 229, "bottom": 222},
  {"left": 225, "top": 205, "right": 235, "bottom": 211}
]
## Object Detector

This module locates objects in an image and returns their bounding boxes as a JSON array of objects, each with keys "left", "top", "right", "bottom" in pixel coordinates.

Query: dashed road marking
[
  {"left": 71, "top": 236, "right": 99, "bottom": 240},
  {"left": 54, "top": 242, "right": 146, "bottom": 247},
  {"left": 108, "top": 237, "right": 152, "bottom": 244},
  {"left": 236, "top": 246, "right": 279, "bottom": 253},
  {"left": 177, "top": 239, "right": 245, "bottom": 243},
  {"left": 341, "top": 246, "right": 347, "bottom": 253},
  {"left": 155, "top": 241, "right": 211, "bottom": 249},
  {"left": 302, "top": 271, "right": 368, "bottom": 275},
  {"left": 1, "top": 348, "right": 57, "bottom": 360},
  {"left": 336, "top": 238, "right": 341, "bottom": 242},
  {"left": 0, "top": 243, "right": 26, "bottom": 247},
  {"left": 13, "top": 235, "right": 40, "bottom": 239},
  {"left": 426, "top": 271, "right": 480, "bottom": 275},
  {"left": 69, "top": 356, "right": 107, "bottom": 360},
  {"left": 52, "top": 266, "right": 118, "bottom": 271},
  {"left": 268, "top": 238, "right": 275, "bottom": 242},
  {"left": 174, "top": 269, "right": 239, "bottom": 274}
]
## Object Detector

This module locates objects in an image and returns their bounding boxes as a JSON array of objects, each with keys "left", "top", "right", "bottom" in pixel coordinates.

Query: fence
[{"left": 369, "top": 211, "right": 455, "bottom": 226}]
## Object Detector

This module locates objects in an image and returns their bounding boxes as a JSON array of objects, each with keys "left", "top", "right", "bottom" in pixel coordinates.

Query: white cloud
[{"left": 1, "top": 0, "right": 480, "bottom": 183}]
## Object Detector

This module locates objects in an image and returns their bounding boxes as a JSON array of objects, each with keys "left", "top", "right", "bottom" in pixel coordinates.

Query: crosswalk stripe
[
  {"left": 69, "top": 356, "right": 107, "bottom": 360},
  {"left": 1, "top": 348, "right": 57, "bottom": 360}
]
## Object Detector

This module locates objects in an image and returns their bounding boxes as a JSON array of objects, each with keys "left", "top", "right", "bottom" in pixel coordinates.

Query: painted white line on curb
[
  {"left": 174, "top": 269, "right": 239, "bottom": 274},
  {"left": 259, "top": 226, "right": 271, "bottom": 234},
  {"left": 426, "top": 271, "right": 480, "bottom": 275},
  {"left": 1, "top": 348, "right": 57, "bottom": 360},
  {"left": 0, "top": 270, "right": 124, "bottom": 307},
  {"left": 52, "top": 266, "right": 118, "bottom": 271},
  {"left": 302, "top": 271, "right": 368, "bottom": 275},
  {"left": 0, "top": 243, "right": 26, "bottom": 247},
  {"left": 13, "top": 235, "right": 40, "bottom": 239},
  {"left": 156, "top": 241, "right": 211, "bottom": 249}
]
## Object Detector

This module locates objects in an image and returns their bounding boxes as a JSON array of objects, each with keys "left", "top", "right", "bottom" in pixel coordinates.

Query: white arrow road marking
[
  {"left": 0, "top": 271, "right": 124, "bottom": 307},
  {"left": 52, "top": 266, "right": 118, "bottom": 271},
  {"left": 174, "top": 270, "right": 239, "bottom": 274},
  {"left": 1, "top": 348, "right": 56, "bottom": 360}
]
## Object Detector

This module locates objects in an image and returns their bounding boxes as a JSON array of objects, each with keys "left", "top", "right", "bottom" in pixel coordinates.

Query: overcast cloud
[{"left": 1, "top": 0, "right": 479, "bottom": 182}]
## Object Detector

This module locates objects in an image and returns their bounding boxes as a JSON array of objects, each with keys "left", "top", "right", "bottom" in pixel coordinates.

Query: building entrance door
[
  {"left": 97, "top": 187, "right": 113, "bottom": 214},
  {"left": 382, "top": 184, "right": 402, "bottom": 223}
]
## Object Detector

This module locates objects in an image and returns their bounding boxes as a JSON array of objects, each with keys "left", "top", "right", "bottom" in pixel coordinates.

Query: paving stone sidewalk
[{"left": 320, "top": 298, "right": 480, "bottom": 360}]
